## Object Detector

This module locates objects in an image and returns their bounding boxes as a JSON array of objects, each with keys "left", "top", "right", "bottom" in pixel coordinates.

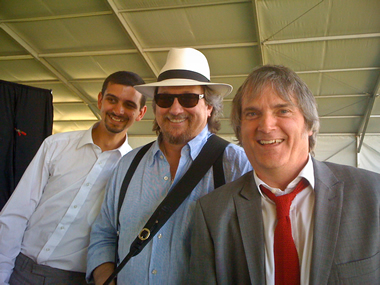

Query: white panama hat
[{"left": 134, "top": 48, "right": 233, "bottom": 98}]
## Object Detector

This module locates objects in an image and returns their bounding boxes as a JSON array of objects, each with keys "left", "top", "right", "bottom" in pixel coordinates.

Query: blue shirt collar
[{"left": 149, "top": 125, "right": 211, "bottom": 166}]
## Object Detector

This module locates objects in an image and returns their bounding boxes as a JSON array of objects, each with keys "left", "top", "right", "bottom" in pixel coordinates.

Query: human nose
[
  {"left": 169, "top": 98, "right": 184, "bottom": 115},
  {"left": 114, "top": 102, "right": 125, "bottom": 115},
  {"left": 257, "top": 113, "right": 276, "bottom": 133}
]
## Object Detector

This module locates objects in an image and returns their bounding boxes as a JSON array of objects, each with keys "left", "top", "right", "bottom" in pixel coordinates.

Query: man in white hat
[{"left": 86, "top": 48, "right": 252, "bottom": 284}]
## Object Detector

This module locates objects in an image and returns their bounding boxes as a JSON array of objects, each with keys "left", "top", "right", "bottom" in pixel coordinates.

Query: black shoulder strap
[
  {"left": 104, "top": 135, "right": 229, "bottom": 285},
  {"left": 117, "top": 141, "right": 154, "bottom": 228},
  {"left": 213, "top": 148, "right": 225, "bottom": 188}
]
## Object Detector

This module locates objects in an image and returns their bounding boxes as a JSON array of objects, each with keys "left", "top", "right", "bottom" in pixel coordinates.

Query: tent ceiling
[{"left": 0, "top": 0, "right": 379, "bottom": 149}]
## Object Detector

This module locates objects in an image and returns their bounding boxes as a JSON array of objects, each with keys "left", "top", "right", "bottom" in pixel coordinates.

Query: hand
[{"left": 93, "top": 262, "right": 116, "bottom": 285}]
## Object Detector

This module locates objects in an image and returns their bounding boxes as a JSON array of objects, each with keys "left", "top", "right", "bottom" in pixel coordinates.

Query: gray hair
[{"left": 231, "top": 65, "right": 320, "bottom": 155}]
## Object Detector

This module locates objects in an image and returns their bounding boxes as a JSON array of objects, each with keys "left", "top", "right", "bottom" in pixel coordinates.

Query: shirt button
[
  {"left": 73, "top": 205, "right": 78, "bottom": 208},
  {"left": 163, "top": 176, "right": 169, "bottom": 181},
  {"left": 160, "top": 155, "right": 164, "bottom": 159},
  {"left": 152, "top": 269, "right": 157, "bottom": 274},
  {"left": 86, "top": 183, "right": 90, "bottom": 186},
  {"left": 158, "top": 234, "right": 162, "bottom": 239},
  {"left": 45, "top": 248, "right": 50, "bottom": 251},
  {"left": 60, "top": 226, "right": 65, "bottom": 230}
]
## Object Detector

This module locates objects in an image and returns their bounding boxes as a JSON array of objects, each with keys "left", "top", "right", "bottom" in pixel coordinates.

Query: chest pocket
[{"left": 336, "top": 251, "right": 380, "bottom": 284}]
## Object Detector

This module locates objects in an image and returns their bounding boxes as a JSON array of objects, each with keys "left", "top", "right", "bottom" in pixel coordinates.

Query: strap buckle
[{"left": 138, "top": 228, "right": 150, "bottom": 241}]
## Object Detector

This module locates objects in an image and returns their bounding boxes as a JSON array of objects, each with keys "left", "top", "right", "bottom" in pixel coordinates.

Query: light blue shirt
[{"left": 87, "top": 126, "right": 252, "bottom": 284}]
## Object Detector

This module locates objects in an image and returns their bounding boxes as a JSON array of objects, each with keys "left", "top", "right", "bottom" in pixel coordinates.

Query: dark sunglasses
[{"left": 154, "top": 93, "right": 205, "bottom": 108}]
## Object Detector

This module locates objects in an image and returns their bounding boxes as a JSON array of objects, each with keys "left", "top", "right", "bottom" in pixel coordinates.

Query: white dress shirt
[
  {"left": 254, "top": 155, "right": 315, "bottom": 285},
  {"left": 0, "top": 124, "right": 132, "bottom": 284}
]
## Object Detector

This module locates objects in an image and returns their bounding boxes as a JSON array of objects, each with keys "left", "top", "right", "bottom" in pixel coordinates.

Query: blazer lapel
[
  {"left": 310, "top": 159, "right": 344, "bottom": 285},
  {"left": 234, "top": 173, "right": 266, "bottom": 285}
]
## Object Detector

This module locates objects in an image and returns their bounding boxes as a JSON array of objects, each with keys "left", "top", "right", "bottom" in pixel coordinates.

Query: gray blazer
[{"left": 189, "top": 158, "right": 380, "bottom": 285}]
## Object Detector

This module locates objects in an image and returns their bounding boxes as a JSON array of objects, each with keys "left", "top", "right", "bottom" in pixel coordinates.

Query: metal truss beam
[
  {"left": 251, "top": 0, "right": 264, "bottom": 65},
  {"left": 357, "top": 73, "right": 380, "bottom": 152},
  {"left": 117, "top": 0, "right": 250, "bottom": 12},
  {"left": 106, "top": 0, "right": 159, "bottom": 77},
  {"left": 264, "top": 33, "right": 380, "bottom": 45},
  {"left": 0, "top": 23, "right": 100, "bottom": 119},
  {"left": 0, "top": 11, "right": 113, "bottom": 23}
]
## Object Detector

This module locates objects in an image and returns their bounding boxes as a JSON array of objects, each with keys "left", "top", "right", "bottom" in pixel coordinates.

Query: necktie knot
[
  {"left": 260, "top": 178, "right": 309, "bottom": 219},
  {"left": 273, "top": 196, "right": 293, "bottom": 219}
]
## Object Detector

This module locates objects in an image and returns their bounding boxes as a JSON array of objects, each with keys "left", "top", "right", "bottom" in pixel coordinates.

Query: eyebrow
[
  {"left": 105, "top": 94, "right": 138, "bottom": 109},
  {"left": 242, "top": 106, "right": 258, "bottom": 112},
  {"left": 243, "top": 102, "right": 293, "bottom": 110},
  {"left": 274, "top": 103, "right": 294, "bottom": 109}
]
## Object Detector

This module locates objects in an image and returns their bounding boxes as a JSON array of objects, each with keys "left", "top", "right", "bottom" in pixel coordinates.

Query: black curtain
[{"left": 0, "top": 80, "right": 53, "bottom": 210}]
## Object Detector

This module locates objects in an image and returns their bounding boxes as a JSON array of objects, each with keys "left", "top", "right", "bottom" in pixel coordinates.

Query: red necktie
[{"left": 260, "top": 178, "right": 309, "bottom": 285}]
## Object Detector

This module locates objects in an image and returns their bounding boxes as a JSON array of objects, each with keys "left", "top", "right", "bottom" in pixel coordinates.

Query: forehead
[
  {"left": 242, "top": 84, "right": 296, "bottom": 107},
  {"left": 104, "top": 83, "right": 141, "bottom": 100},
  {"left": 157, "top": 85, "right": 204, "bottom": 94}
]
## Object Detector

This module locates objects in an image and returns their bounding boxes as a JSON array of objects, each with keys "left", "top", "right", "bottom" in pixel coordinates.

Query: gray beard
[
  {"left": 160, "top": 115, "right": 194, "bottom": 145},
  {"left": 162, "top": 131, "right": 193, "bottom": 145}
]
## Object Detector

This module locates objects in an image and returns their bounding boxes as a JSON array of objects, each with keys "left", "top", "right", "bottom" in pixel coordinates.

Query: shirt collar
[
  {"left": 149, "top": 140, "right": 163, "bottom": 166},
  {"left": 150, "top": 125, "right": 211, "bottom": 166},
  {"left": 117, "top": 134, "right": 133, "bottom": 156},
  {"left": 77, "top": 123, "right": 132, "bottom": 155},
  {"left": 77, "top": 124, "right": 96, "bottom": 149},
  {"left": 254, "top": 154, "right": 315, "bottom": 197},
  {"left": 187, "top": 125, "right": 210, "bottom": 161}
]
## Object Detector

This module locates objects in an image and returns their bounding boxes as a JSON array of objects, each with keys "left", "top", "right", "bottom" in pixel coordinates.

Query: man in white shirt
[
  {"left": 189, "top": 65, "right": 380, "bottom": 284},
  {"left": 0, "top": 71, "right": 147, "bottom": 284}
]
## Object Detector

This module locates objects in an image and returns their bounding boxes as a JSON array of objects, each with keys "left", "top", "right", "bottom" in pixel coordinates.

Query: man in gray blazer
[{"left": 189, "top": 65, "right": 380, "bottom": 285}]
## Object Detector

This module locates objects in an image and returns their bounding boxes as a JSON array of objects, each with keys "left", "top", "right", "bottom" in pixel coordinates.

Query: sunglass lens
[
  {"left": 178, "top": 94, "right": 198, "bottom": 108},
  {"left": 155, "top": 94, "right": 173, "bottom": 108},
  {"left": 155, "top": 93, "right": 201, "bottom": 108}
]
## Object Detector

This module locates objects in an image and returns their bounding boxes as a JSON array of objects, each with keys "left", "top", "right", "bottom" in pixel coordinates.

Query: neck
[
  {"left": 257, "top": 170, "right": 297, "bottom": 191},
  {"left": 160, "top": 139, "right": 185, "bottom": 180},
  {"left": 92, "top": 123, "right": 127, "bottom": 152},
  {"left": 256, "top": 157, "right": 309, "bottom": 191}
]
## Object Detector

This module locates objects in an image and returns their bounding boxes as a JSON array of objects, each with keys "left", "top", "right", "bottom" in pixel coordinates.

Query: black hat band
[{"left": 158, "top": 69, "right": 210, "bottom": 83}]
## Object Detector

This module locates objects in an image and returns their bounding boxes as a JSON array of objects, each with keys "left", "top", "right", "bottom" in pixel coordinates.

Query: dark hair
[
  {"left": 151, "top": 86, "right": 224, "bottom": 135},
  {"left": 231, "top": 65, "right": 320, "bottom": 155},
  {"left": 101, "top": 71, "right": 147, "bottom": 108}
]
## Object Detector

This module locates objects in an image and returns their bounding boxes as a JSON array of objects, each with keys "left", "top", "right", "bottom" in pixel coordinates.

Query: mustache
[{"left": 165, "top": 114, "right": 188, "bottom": 120}]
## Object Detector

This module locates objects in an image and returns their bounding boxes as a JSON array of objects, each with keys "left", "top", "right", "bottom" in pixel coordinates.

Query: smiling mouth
[
  {"left": 169, "top": 118, "right": 185, "bottom": 123},
  {"left": 259, "top": 139, "right": 284, "bottom": 145},
  {"left": 109, "top": 114, "right": 125, "bottom": 122},
  {"left": 167, "top": 115, "right": 186, "bottom": 123}
]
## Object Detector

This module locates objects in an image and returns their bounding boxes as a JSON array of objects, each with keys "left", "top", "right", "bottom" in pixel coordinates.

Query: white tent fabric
[
  {"left": 359, "top": 136, "right": 380, "bottom": 173},
  {"left": 314, "top": 135, "right": 380, "bottom": 173},
  {"left": 315, "top": 135, "right": 357, "bottom": 167}
]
